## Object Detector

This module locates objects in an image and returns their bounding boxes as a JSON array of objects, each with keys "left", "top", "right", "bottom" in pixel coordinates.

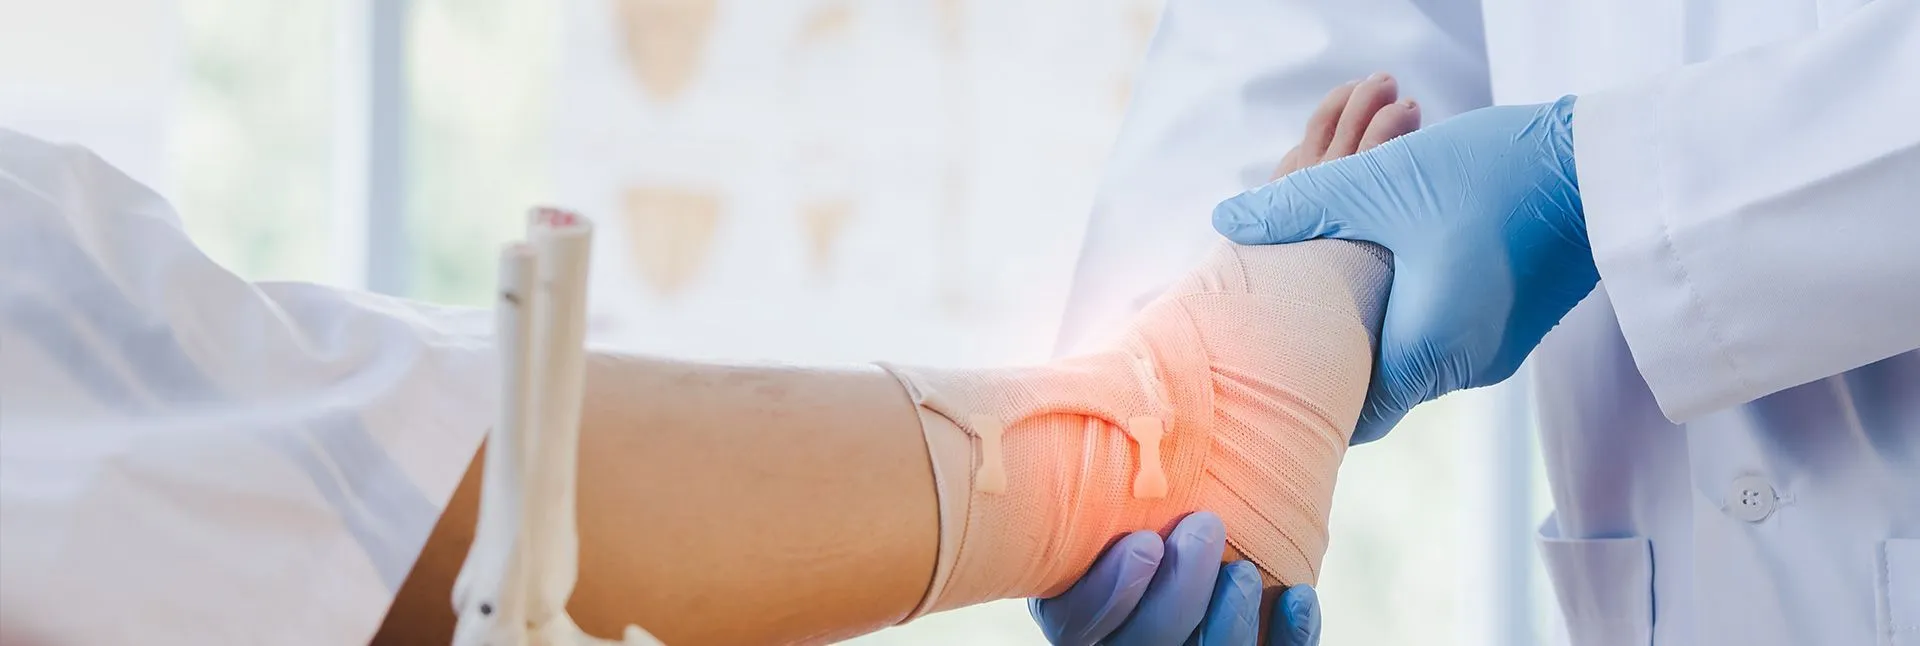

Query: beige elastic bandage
[{"left": 883, "top": 239, "right": 1390, "bottom": 617}]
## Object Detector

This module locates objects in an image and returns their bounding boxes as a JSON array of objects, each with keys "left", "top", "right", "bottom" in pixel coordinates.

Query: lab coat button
[{"left": 1725, "top": 475, "right": 1777, "bottom": 522}]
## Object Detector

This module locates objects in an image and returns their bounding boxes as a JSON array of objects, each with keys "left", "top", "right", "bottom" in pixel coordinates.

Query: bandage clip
[
  {"left": 1125, "top": 417, "right": 1168, "bottom": 499},
  {"left": 969, "top": 415, "right": 1009, "bottom": 494},
  {"left": 967, "top": 414, "right": 1168, "bottom": 500}
]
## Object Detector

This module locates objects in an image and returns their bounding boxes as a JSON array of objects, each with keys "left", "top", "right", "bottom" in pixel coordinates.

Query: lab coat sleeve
[
  {"left": 1573, "top": 0, "right": 1920, "bottom": 422},
  {"left": 0, "top": 129, "right": 495, "bottom": 645},
  {"left": 1056, "top": 0, "right": 1493, "bottom": 354}
]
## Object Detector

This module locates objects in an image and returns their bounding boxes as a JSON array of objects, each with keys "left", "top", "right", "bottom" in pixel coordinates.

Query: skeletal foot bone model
[{"left": 451, "top": 208, "right": 662, "bottom": 646}]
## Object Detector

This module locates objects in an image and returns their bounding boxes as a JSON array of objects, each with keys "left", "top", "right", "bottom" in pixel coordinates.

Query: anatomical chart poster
[{"left": 552, "top": 0, "right": 1163, "bottom": 370}]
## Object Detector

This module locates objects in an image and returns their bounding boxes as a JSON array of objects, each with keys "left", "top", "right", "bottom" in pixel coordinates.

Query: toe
[
  {"left": 1323, "top": 72, "right": 1399, "bottom": 160},
  {"left": 1270, "top": 145, "right": 1304, "bottom": 180},
  {"left": 1297, "top": 81, "right": 1360, "bottom": 164},
  {"left": 1357, "top": 98, "right": 1421, "bottom": 152}
]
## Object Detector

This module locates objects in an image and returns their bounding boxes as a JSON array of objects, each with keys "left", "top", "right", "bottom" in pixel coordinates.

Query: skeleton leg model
[{"left": 451, "top": 209, "right": 661, "bottom": 646}]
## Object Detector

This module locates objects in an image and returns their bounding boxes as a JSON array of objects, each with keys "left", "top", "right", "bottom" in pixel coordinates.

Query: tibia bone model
[
  {"left": 452, "top": 209, "right": 661, "bottom": 646},
  {"left": 886, "top": 239, "right": 1390, "bottom": 616}
]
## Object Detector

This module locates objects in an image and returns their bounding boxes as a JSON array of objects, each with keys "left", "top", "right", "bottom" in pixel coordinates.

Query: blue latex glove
[
  {"left": 1212, "top": 96, "right": 1597, "bottom": 443},
  {"left": 1030, "top": 512, "right": 1322, "bottom": 645}
]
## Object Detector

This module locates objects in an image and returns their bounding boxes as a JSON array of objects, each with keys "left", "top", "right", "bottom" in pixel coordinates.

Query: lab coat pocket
[
  {"left": 1537, "top": 520, "right": 1653, "bottom": 646},
  {"left": 1885, "top": 539, "right": 1920, "bottom": 646}
]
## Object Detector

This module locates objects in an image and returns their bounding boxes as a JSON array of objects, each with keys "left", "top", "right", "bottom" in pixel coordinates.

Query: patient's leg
[
  {"left": 377, "top": 77, "right": 1419, "bottom": 646},
  {"left": 381, "top": 360, "right": 941, "bottom": 646}
]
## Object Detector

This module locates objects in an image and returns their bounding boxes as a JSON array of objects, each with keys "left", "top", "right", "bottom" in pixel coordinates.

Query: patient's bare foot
[{"left": 1276, "top": 73, "right": 1421, "bottom": 179}]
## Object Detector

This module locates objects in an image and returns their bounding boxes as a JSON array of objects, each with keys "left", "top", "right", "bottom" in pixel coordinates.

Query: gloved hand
[
  {"left": 1212, "top": 96, "right": 1597, "bottom": 443},
  {"left": 1029, "top": 512, "right": 1322, "bottom": 645}
]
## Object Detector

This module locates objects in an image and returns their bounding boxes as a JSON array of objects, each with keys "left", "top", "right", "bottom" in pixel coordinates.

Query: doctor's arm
[
  {"left": 1214, "top": 0, "right": 1920, "bottom": 429},
  {"left": 1561, "top": 0, "right": 1920, "bottom": 419}
]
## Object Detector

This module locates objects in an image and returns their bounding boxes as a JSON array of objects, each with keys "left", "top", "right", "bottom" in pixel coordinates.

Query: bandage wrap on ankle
[{"left": 884, "top": 239, "right": 1390, "bottom": 616}]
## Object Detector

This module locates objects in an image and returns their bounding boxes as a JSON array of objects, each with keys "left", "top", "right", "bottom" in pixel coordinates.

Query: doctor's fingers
[
  {"left": 1269, "top": 585, "right": 1322, "bottom": 646},
  {"left": 1030, "top": 530, "right": 1164, "bottom": 645},
  {"left": 1105, "top": 513, "right": 1231, "bottom": 646},
  {"left": 1186, "top": 561, "right": 1261, "bottom": 645},
  {"left": 1324, "top": 73, "right": 1400, "bottom": 161}
]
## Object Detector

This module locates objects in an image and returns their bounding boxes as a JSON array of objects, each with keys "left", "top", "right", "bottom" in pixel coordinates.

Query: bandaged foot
[
  {"left": 884, "top": 238, "right": 1388, "bottom": 615},
  {"left": 884, "top": 77, "right": 1414, "bottom": 617}
]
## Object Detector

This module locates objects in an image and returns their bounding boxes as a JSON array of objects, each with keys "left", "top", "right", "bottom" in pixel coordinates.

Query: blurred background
[{"left": 0, "top": 0, "right": 1562, "bottom": 643}]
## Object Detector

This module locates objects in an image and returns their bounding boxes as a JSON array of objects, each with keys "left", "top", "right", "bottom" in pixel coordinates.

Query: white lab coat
[
  {"left": 1062, "top": 1, "right": 1920, "bottom": 644},
  {"left": 0, "top": 131, "right": 495, "bottom": 644}
]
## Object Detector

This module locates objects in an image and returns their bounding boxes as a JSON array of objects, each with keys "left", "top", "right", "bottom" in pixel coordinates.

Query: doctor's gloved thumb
[{"left": 1211, "top": 157, "right": 1382, "bottom": 246}]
